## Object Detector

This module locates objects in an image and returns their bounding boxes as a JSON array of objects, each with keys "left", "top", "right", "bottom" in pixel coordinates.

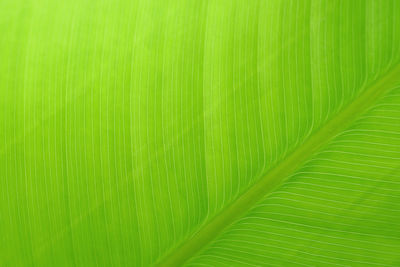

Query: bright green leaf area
[{"left": 1, "top": 0, "right": 399, "bottom": 266}]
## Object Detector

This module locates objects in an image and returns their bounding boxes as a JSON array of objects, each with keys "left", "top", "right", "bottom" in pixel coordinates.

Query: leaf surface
[{"left": 0, "top": 0, "right": 399, "bottom": 266}]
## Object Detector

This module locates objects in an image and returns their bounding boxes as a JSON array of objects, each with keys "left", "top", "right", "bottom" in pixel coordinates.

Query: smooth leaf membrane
[{"left": 0, "top": 0, "right": 399, "bottom": 266}]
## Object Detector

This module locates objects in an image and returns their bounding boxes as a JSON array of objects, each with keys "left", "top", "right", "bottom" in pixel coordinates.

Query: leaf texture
[{"left": 0, "top": 0, "right": 399, "bottom": 266}]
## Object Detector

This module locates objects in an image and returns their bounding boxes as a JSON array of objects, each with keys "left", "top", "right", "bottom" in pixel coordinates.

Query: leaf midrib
[{"left": 156, "top": 64, "right": 400, "bottom": 267}]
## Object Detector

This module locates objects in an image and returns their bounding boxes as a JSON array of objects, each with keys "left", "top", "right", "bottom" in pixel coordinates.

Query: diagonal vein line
[{"left": 156, "top": 63, "right": 400, "bottom": 267}]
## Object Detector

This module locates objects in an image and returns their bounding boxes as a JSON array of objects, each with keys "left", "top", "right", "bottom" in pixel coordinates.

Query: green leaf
[{"left": 0, "top": 0, "right": 399, "bottom": 266}]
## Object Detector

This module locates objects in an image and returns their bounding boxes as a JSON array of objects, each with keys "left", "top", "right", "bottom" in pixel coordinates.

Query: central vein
[{"left": 156, "top": 64, "right": 400, "bottom": 267}]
